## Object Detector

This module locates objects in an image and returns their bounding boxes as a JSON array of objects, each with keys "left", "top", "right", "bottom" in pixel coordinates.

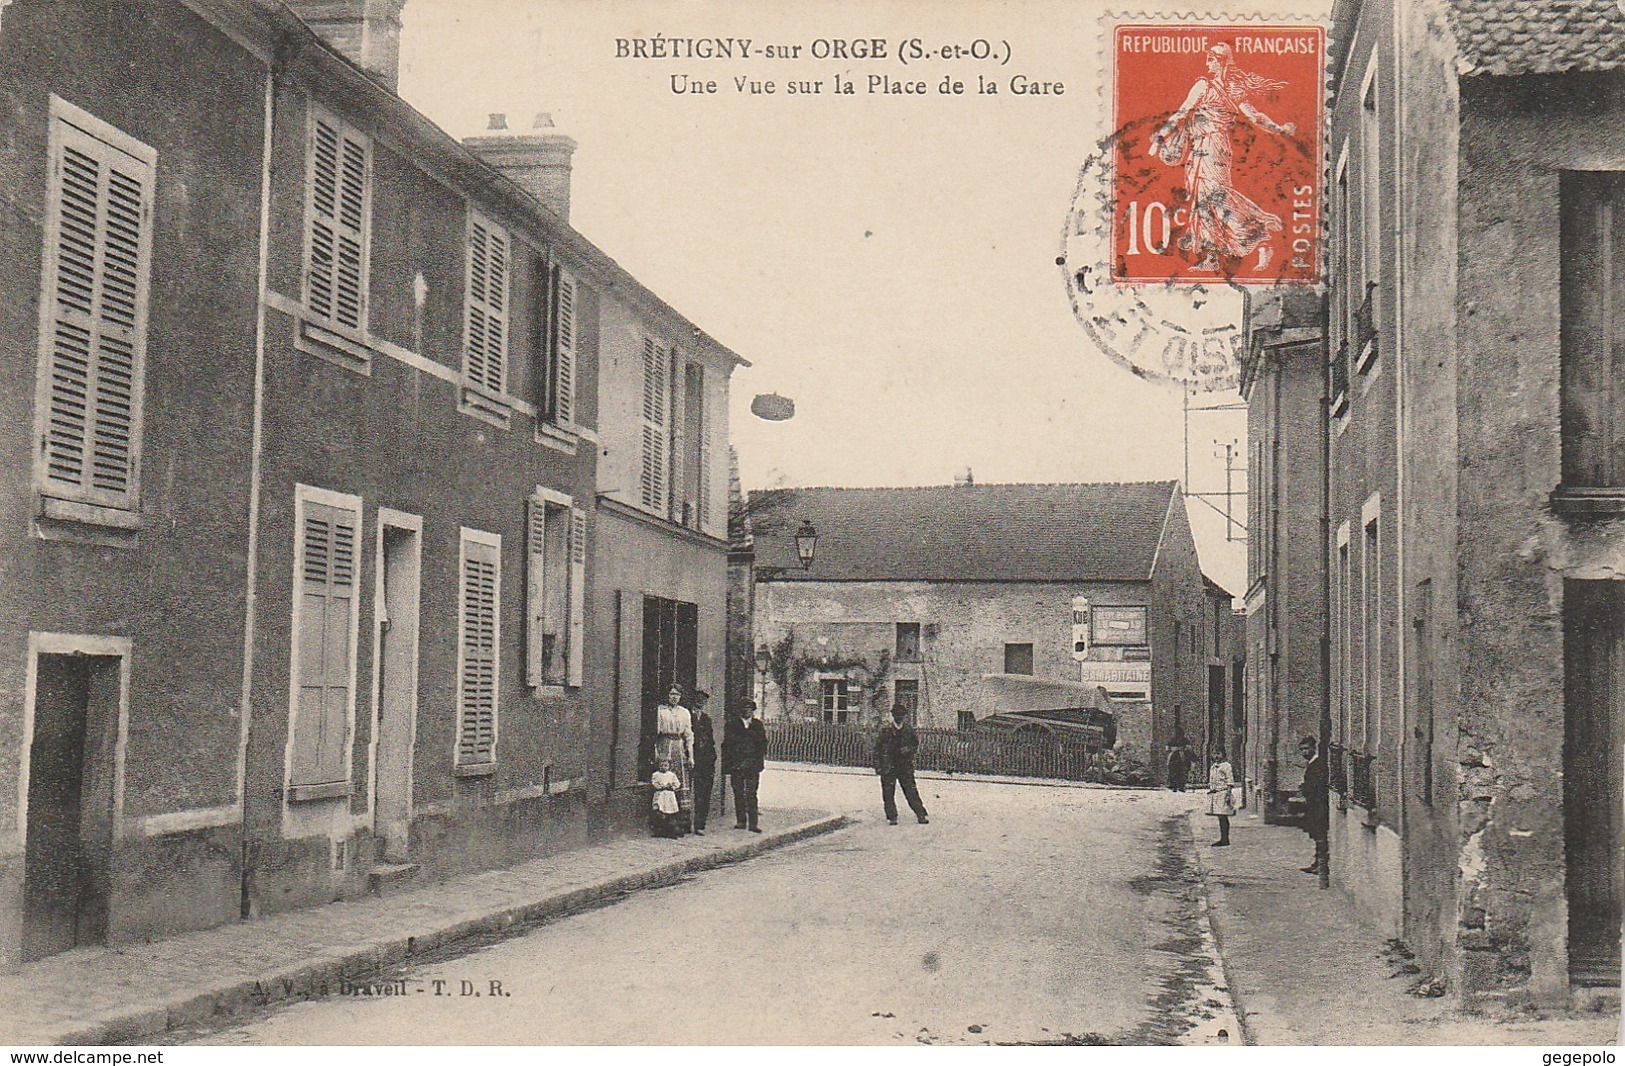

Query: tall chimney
[
  {"left": 284, "top": 0, "right": 409, "bottom": 93},
  {"left": 464, "top": 112, "right": 578, "bottom": 222}
]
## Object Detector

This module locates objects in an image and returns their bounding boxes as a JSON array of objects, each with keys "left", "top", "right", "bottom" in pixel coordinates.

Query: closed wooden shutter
[
  {"left": 640, "top": 338, "right": 669, "bottom": 512},
  {"left": 457, "top": 532, "right": 501, "bottom": 766},
  {"left": 696, "top": 366, "right": 712, "bottom": 530},
  {"left": 306, "top": 113, "right": 369, "bottom": 332},
  {"left": 291, "top": 499, "right": 359, "bottom": 787},
  {"left": 464, "top": 214, "right": 508, "bottom": 395},
  {"left": 525, "top": 498, "right": 548, "bottom": 687},
  {"left": 39, "top": 116, "right": 155, "bottom": 509},
  {"left": 567, "top": 506, "right": 587, "bottom": 688},
  {"left": 555, "top": 269, "right": 576, "bottom": 425}
]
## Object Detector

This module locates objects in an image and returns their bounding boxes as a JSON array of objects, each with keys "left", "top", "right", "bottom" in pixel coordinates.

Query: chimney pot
[
  {"left": 463, "top": 112, "right": 578, "bottom": 222},
  {"left": 284, "top": 0, "right": 410, "bottom": 94}
]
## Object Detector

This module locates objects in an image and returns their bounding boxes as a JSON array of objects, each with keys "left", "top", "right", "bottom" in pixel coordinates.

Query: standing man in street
[
  {"left": 723, "top": 698, "right": 767, "bottom": 833},
  {"left": 1298, "top": 735, "right": 1328, "bottom": 874},
  {"left": 874, "top": 701, "right": 930, "bottom": 826},
  {"left": 689, "top": 690, "right": 718, "bottom": 835}
]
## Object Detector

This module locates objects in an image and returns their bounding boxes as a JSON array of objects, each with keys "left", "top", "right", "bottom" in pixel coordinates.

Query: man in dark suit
[
  {"left": 874, "top": 702, "right": 929, "bottom": 825},
  {"left": 722, "top": 698, "right": 766, "bottom": 832},
  {"left": 689, "top": 690, "right": 718, "bottom": 835},
  {"left": 1299, "top": 735, "right": 1328, "bottom": 874}
]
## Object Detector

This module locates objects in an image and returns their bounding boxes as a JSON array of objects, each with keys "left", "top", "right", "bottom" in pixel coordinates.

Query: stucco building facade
[{"left": 0, "top": 0, "right": 741, "bottom": 965}]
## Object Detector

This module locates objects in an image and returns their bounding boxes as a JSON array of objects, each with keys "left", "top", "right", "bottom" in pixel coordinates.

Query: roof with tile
[
  {"left": 746, "top": 481, "right": 1179, "bottom": 583},
  {"left": 1449, "top": 0, "right": 1625, "bottom": 76}
]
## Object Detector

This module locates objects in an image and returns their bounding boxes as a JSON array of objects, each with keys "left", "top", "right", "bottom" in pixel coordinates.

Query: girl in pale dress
[
  {"left": 651, "top": 759, "right": 682, "bottom": 838},
  {"left": 1207, "top": 745, "right": 1236, "bottom": 847}
]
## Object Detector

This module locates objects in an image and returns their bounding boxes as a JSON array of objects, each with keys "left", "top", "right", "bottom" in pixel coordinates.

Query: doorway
[
  {"left": 640, "top": 596, "right": 697, "bottom": 781},
  {"left": 1563, "top": 579, "right": 1624, "bottom": 986},
  {"left": 373, "top": 513, "right": 421, "bottom": 864},
  {"left": 23, "top": 648, "right": 123, "bottom": 962}
]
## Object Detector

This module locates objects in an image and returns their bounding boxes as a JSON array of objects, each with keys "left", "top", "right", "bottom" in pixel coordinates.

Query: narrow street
[{"left": 193, "top": 770, "right": 1231, "bottom": 1045}]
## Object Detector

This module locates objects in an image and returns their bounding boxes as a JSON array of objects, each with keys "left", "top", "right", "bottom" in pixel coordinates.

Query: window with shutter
[
  {"left": 555, "top": 269, "right": 577, "bottom": 427},
  {"left": 457, "top": 529, "right": 501, "bottom": 770},
  {"left": 567, "top": 506, "right": 587, "bottom": 688},
  {"left": 640, "top": 338, "right": 670, "bottom": 513},
  {"left": 462, "top": 211, "right": 511, "bottom": 420},
  {"left": 525, "top": 491, "right": 570, "bottom": 687},
  {"left": 288, "top": 488, "right": 362, "bottom": 797},
  {"left": 34, "top": 99, "right": 156, "bottom": 516},
  {"left": 304, "top": 109, "right": 370, "bottom": 336}
]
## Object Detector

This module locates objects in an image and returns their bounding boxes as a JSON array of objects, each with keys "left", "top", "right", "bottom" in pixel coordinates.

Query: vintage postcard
[{"left": 0, "top": 0, "right": 1618, "bottom": 1053}]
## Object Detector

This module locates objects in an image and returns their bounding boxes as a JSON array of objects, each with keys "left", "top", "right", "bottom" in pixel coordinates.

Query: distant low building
[{"left": 743, "top": 481, "right": 1236, "bottom": 779}]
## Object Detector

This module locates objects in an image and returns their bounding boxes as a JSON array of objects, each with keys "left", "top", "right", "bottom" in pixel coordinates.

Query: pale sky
[{"left": 395, "top": 0, "right": 1323, "bottom": 594}]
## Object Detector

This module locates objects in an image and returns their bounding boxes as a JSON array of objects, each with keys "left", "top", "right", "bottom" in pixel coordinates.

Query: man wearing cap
[
  {"left": 689, "top": 690, "right": 718, "bottom": 835},
  {"left": 874, "top": 701, "right": 930, "bottom": 825},
  {"left": 723, "top": 699, "right": 767, "bottom": 832}
]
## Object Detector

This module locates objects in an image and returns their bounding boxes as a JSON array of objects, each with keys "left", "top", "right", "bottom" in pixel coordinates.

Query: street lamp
[
  {"left": 754, "top": 643, "right": 771, "bottom": 713},
  {"left": 793, "top": 520, "right": 819, "bottom": 569}
]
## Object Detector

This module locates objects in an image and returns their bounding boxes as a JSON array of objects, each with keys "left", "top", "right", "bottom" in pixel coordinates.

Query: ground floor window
[{"left": 821, "top": 678, "right": 851, "bottom": 724}]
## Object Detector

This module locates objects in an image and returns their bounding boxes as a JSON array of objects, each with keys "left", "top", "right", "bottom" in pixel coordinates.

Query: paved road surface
[{"left": 195, "top": 769, "right": 1228, "bottom": 1045}]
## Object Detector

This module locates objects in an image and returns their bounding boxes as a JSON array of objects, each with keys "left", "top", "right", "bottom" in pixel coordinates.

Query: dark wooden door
[
  {"left": 23, "top": 654, "right": 116, "bottom": 962},
  {"left": 1564, "top": 580, "right": 1625, "bottom": 985},
  {"left": 640, "top": 596, "right": 698, "bottom": 780}
]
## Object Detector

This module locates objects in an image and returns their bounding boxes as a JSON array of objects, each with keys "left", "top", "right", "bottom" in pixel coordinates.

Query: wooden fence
[{"left": 765, "top": 721, "right": 1150, "bottom": 785}]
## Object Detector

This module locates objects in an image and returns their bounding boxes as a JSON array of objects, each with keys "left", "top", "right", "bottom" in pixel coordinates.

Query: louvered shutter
[
  {"left": 554, "top": 269, "right": 576, "bottom": 426},
  {"left": 465, "top": 214, "right": 508, "bottom": 396},
  {"left": 567, "top": 506, "right": 587, "bottom": 688},
  {"left": 40, "top": 119, "right": 154, "bottom": 509},
  {"left": 695, "top": 366, "right": 712, "bottom": 531},
  {"left": 640, "top": 338, "right": 668, "bottom": 512},
  {"left": 525, "top": 498, "right": 547, "bottom": 687},
  {"left": 458, "top": 533, "right": 501, "bottom": 766},
  {"left": 306, "top": 114, "right": 369, "bottom": 332},
  {"left": 292, "top": 501, "right": 358, "bottom": 787}
]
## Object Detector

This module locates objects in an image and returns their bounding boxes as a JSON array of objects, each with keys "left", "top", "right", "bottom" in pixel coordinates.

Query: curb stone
[
  {"left": 45, "top": 812, "right": 848, "bottom": 1046},
  {"left": 1187, "top": 810, "right": 1260, "bottom": 1046}
]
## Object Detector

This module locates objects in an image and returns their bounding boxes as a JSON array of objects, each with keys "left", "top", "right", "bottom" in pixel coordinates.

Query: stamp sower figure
[
  {"left": 1298, "top": 735, "right": 1328, "bottom": 874},
  {"left": 1165, "top": 723, "right": 1193, "bottom": 792},
  {"left": 651, "top": 758, "right": 682, "bottom": 838},
  {"left": 874, "top": 701, "right": 930, "bottom": 826},
  {"left": 654, "top": 685, "right": 693, "bottom": 831},
  {"left": 722, "top": 698, "right": 766, "bottom": 833},
  {"left": 1149, "top": 42, "right": 1297, "bottom": 272},
  {"left": 689, "top": 689, "right": 717, "bottom": 835},
  {"left": 1207, "top": 744, "right": 1236, "bottom": 846}
]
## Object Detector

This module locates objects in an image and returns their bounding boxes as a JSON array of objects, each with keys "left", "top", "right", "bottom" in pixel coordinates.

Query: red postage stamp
[{"left": 1112, "top": 23, "right": 1324, "bottom": 285}]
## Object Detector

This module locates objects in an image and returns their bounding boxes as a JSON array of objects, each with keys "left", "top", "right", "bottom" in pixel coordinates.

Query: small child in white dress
[{"left": 651, "top": 758, "right": 682, "bottom": 837}]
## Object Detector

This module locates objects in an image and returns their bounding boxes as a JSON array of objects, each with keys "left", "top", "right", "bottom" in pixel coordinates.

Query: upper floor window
[
  {"left": 895, "top": 622, "right": 922, "bottom": 662},
  {"left": 536, "top": 261, "right": 578, "bottom": 430},
  {"left": 640, "top": 337, "right": 671, "bottom": 515},
  {"left": 1560, "top": 171, "right": 1625, "bottom": 501},
  {"left": 461, "top": 211, "right": 510, "bottom": 421},
  {"left": 1356, "top": 63, "right": 1381, "bottom": 376},
  {"left": 35, "top": 98, "right": 156, "bottom": 521},
  {"left": 303, "top": 109, "right": 370, "bottom": 336}
]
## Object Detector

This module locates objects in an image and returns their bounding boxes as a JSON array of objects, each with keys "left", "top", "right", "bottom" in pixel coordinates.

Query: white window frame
[
  {"left": 455, "top": 526, "right": 502, "bottom": 773},
  {"left": 526, "top": 487, "right": 572, "bottom": 689},
  {"left": 1361, "top": 494, "right": 1382, "bottom": 754},
  {"left": 820, "top": 677, "right": 851, "bottom": 723},
  {"left": 285, "top": 484, "right": 363, "bottom": 802},
  {"left": 32, "top": 96, "right": 156, "bottom": 528}
]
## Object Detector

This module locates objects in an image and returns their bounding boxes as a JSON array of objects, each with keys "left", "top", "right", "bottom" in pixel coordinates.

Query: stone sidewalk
[
  {"left": 0, "top": 806, "right": 845, "bottom": 1046},
  {"left": 1192, "top": 807, "right": 1621, "bottom": 1045}
]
